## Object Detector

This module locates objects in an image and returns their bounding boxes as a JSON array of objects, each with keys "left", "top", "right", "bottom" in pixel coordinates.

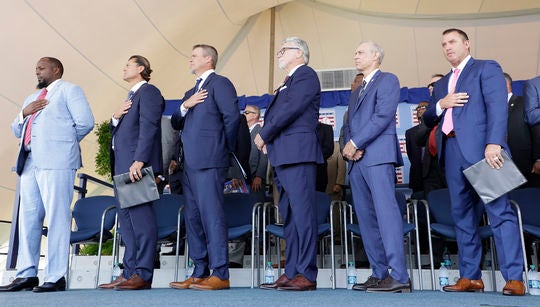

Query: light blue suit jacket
[
  {"left": 423, "top": 58, "right": 508, "bottom": 164},
  {"left": 342, "top": 70, "right": 404, "bottom": 168},
  {"left": 12, "top": 80, "right": 94, "bottom": 175}
]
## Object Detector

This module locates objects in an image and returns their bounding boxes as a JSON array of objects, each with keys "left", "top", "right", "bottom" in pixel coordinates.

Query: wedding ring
[
  {"left": 493, "top": 157, "right": 499, "bottom": 160},
  {"left": 132, "top": 172, "right": 137, "bottom": 175}
]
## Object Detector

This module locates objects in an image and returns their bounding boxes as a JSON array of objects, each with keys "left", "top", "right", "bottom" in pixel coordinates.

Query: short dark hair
[
  {"left": 432, "top": 73, "right": 445, "bottom": 79},
  {"left": 193, "top": 44, "right": 219, "bottom": 68},
  {"left": 43, "top": 57, "right": 64, "bottom": 77},
  {"left": 129, "top": 55, "right": 153, "bottom": 81},
  {"left": 503, "top": 72, "right": 512, "bottom": 84},
  {"left": 442, "top": 28, "right": 469, "bottom": 41}
]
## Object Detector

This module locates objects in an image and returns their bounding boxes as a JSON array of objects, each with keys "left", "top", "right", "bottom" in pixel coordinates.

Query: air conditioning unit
[{"left": 316, "top": 68, "right": 359, "bottom": 92}]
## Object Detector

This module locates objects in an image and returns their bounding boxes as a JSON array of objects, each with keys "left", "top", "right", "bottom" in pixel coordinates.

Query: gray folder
[{"left": 462, "top": 150, "right": 527, "bottom": 204}]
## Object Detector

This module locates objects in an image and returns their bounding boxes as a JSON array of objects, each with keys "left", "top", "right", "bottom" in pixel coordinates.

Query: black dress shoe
[
  {"left": 366, "top": 276, "right": 411, "bottom": 293},
  {"left": 0, "top": 277, "right": 39, "bottom": 292},
  {"left": 352, "top": 276, "right": 381, "bottom": 291},
  {"left": 32, "top": 277, "right": 66, "bottom": 293}
]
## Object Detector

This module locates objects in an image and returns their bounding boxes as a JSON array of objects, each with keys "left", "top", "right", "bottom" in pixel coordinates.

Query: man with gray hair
[
  {"left": 342, "top": 41, "right": 410, "bottom": 293},
  {"left": 256, "top": 37, "right": 323, "bottom": 291}
]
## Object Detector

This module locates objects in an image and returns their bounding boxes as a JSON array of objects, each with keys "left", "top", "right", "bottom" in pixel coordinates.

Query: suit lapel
[
  {"left": 352, "top": 70, "right": 381, "bottom": 113},
  {"left": 452, "top": 58, "right": 475, "bottom": 118},
  {"left": 267, "top": 71, "right": 293, "bottom": 113}
]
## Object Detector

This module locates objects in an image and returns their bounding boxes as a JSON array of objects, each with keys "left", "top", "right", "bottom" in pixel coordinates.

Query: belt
[{"left": 446, "top": 131, "right": 456, "bottom": 138}]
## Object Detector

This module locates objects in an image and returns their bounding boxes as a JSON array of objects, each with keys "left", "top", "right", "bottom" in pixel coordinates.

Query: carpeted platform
[{"left": 0, "top": 288, "right": 536, "bottom": 307}]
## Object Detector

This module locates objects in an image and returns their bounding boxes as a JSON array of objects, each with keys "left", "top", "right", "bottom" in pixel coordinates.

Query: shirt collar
[
  {"left": 363, "top": 68, "right": 380, "bottom": 86},
  {"left": 453, "top": 55, "right": 471, "bottom": 72},
  {"left": 197, "top": 69, "right": 215, "bottom": 88},
  {"left": 288, "top": 64, "right": 304, "bottom": 77},
  {"left": 130, "top": 80, "right": 147, "bottom": 93},
  {"left": 44, "top": 79, "right": 61, "bottom": 94}
]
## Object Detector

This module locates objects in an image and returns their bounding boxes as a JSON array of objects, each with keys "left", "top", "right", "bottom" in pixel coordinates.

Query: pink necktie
[
  {"left": 441, "top": 68, "right": 460, "bottom": 135},
  {"left": 23, "top": 89, "right": 48, "bottom": 146}
]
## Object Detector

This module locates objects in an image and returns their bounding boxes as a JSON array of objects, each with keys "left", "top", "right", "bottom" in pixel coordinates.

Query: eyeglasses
[
  {"left": 276, "top": 47, "right": 300, "bottom": 56},
  {"left": 427, "top": 82, "right": 435, "bottom": 88},
  {"left": 243, "top": 111, "right": 256, "bottom": 115},
  {"left": 416, "top": 105, "right": 428, "bottom": 110}
]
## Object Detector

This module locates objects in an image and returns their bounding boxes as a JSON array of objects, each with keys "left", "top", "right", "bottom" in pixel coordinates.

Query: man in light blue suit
[
  {"left": 2, "top": 57, "right": 94, "bottom": 292},
  {"left": 423, "top": 29, "right": 525, "bottom": 296},
  {"left": 342, "top": 42, "right": 410, "bottom": 293},
  {"left": 256, "top": 37, "right": 323, "bottom": 291},
  {"left": 169, "top": 44, "right": 239, "bottom": 291}
]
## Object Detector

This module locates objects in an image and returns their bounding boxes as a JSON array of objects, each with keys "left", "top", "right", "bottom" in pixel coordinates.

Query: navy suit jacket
[
  {"left": 111, "top": 83, "right": 164, "bottom": 175},
  {"left": 423, "top": 58, "right": 508, "bottom": 165},
  {"left": 343, "top": 70, "right": 404, "bottom": 168},
  {"left": 259, "top": 64, "right": 323, "bottom": 166},
  {"left": 171, "top": 72, "right": 240, "bottom": 170},
  {"left": 524, "top": 76, "right": 540, "bottom": 126}
]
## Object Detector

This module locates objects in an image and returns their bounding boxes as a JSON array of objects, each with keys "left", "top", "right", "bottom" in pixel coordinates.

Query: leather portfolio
[
  {"left": 462, "top": 150, "right": 527, "bottom": 204},
  {"left": 113, "top": 166, "right": 160, "bottom": 209}
]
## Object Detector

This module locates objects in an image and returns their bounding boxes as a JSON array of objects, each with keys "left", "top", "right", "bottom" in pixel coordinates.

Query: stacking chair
[
  {"left": 509, "top": 187, "right": 540, "bottom": 292},
  {"left": 69, "top": 195, "right": 117, "bottom": 288},
  {"left": 261, "top": 191, "right": 338, "bottom": 289},
  {"left": 343, "top": 191, "right": 423, "bottom": 289},
  {"left": 420, "top": 188, "right": 496, "bottom": 290},
  {"left": 151, "top": 193, "right": 184, "bottom": 281}
]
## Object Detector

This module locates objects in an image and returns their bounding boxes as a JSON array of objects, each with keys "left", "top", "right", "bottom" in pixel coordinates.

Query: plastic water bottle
[
  {"left": 111, "top": 261, "right": 121, "bottom": 282},
  {"left": 439, "top": 262, "right": 449, "bottom": 291},
  {"left": 185, "top": 260, "right": 194, "bottom": 280},
  {"left": 264, "top": 261, "right": 275, "bottom": 284},
  {"left": 443, "top": 247, "right": 452, "bottom": 269},
  {"left": 347, "top": 261, "right": 357, "bottom": 290},
  {"left": 528, "top": 265, "right": 540, "bottom": 295}
]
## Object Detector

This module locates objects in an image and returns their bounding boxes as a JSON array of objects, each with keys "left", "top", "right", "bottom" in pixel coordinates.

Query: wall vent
[{"left": 316, "top": 68, "right": 359, "bottom": 92}]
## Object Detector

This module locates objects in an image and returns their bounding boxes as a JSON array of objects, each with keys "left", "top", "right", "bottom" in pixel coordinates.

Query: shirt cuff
[
  {"left": 436, "top": 100, "right": 443, "bottom": 116},
  {"left": 181, "top": 103, "right": 189, "bottom": 117},
  {"left": 349, "top": 139, "right": 357, "bottom": 149},
  {"left": 111, "top": 115, "right": 119, "bottom": 127},
  {"left": 18, "top": 111, "right": 24, "bottom": 124}
]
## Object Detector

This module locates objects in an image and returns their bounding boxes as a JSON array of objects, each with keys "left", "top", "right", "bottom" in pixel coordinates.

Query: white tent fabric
[{"left": 1, "top": 0, "right": 540, "bottom": 220}]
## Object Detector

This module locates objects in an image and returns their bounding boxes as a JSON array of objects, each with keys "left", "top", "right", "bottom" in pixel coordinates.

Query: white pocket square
[{"left": 279, "top": 86, "right": 287, "bottom": 91}]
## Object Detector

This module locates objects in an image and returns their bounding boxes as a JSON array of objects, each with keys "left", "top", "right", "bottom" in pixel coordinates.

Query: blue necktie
[
  {"left": 127, "top": 90, "right": 134, "bottom": 100},
  {"left": 194, "top": 78, "right": 202, "bottom": 91}
]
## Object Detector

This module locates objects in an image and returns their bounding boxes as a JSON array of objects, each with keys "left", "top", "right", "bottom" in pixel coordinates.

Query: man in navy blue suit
[
  {"left": 423, "top": 29, "right": 525, "bottom": 296},
  {"left": 169, "top": 44, "right": 239, "bottom": 291},
  {"left": 342, "top": 41, "right": 410, "bottom": 293},
  {"left": 99, "top": 55, "right": 163, "bottom": 290},
  {"left": 256, "top": 37, "right": 323, "bottom": 291}
]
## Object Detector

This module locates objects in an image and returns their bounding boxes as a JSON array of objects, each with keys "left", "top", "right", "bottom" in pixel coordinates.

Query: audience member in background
[
  {"left": 169, "top": 44, "right": 240, "bottom": 291},
  {"left": 342, "top": 41, "right": 410, "bottom": 293},
  {"left": 256, "top": 37, "right": 323, "bottom": 291},
  {"left": 523, "top": 75, "right": 540, "bottom": 183},
  {"left": 244, "top": 104, "right": 268, "bottom": 202},
  {"left": 100, "top": 55, "right": 163, "bottom": 290},
  {"left": 427, "top": 74, "right": 445, "bottom": 97},
  {"left": 405, "top": 101, "right": 429, "bottom": 199},
  {"left": 316, "top": 122, "right": 335, "bottom": 192},
  {"left": 1, "top": 57, "right": 94, "bottom": 293},
  {"left": 423, "top": 28, "right": 525, "bottom": 296},
  {"left": 505, "top": 73, "right": 540, "bottom": 188}
]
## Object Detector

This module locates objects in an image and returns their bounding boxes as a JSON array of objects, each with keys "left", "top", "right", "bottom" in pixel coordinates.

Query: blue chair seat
[
  {"left": 431, "top": 224, "right": 493, "bottom": 240},
  {"left": 347, "top": 222, "right": 415, "bottom": 237},
  {"left": 523, "top": 225, "right": 540, "bottom": 237},
  {"left": 70, "top": 229, "right": 113, "bottom": 244},
  {"left": 228, "top": 225, "right": 253, "bottom": 240}
]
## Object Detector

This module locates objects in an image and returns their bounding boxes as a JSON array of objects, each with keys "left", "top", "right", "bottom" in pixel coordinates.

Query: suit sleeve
[
  {"left": 214, "top": 77, "right": 240, "bottom": 153},
  {"left": 524, "top": 79, "right": 540, "bottom": 126},
  {"left": 318, "top": 124, "right": 334, "bottom": 160},
  {"left": 259, "top": 69, "right": 320, "bottom": 142},
  {"left": 134, "top": 85, "right": 163, "bottom": 163},
  {"left": 531, "top": 123, "right": 540, "bottom": 161},
  {"left": 481, "top": 61, "right": 508, "bottom": 146},
  {"left": 65, "top": 85, "right": 95, "bottom": 141},
  {"left": 351, "top": 74, "right": 400, "bottom": 149}
]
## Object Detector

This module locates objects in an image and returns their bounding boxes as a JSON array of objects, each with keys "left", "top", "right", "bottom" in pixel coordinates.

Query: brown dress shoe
[
  {"left": 260, "top": 274, "right": 290, "bottom": 290},
  {"left": 277, "top": 275, "right": 316, "bottom": 291},
  {"left": 189, "top": 276, "right": 230, "bottom": 290},
  {"left": 443, "top": 278, "right": 484, "bottom": 292},
  {"left": 169, "top": 277, "right": 205, "bottom": 289},
  {"left": 502, "top": 280, "right": 525, "bottom": 296},
  {"left": 98, "top": 276, "right": 127, "bottom": 290},
  {"left": 114, "top": 274, "right": 151, "bottom": 290}
]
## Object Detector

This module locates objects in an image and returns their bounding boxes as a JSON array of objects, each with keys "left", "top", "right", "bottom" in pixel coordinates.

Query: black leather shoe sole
[
  {"left": 0, "top": 277, "right": 39, "bottom": 292},
  {"left": 32, "top": 278, "right": 66, "bottom": 293}
]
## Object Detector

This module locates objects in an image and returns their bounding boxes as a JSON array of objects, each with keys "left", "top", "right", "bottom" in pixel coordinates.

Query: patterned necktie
[
  {"left": 441, "top": 68, "right": 461, "bottom": 135},
  {"left": 357, "top": 80, "right": 367, "bottom": 97},
  {"left": 23, "top": 88, "right": 48, "bottom": 146},
  {"left": 126, "top": 90, "right": 134, "bottom": 100}
]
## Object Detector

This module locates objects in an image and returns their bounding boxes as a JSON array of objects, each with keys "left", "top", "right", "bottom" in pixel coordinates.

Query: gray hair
[
  {"left": 283, "top": 37, "right": 310, "bottom": 64},
  {"left": 359, "top": 41, "right": 385, "bottom": 65}
]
